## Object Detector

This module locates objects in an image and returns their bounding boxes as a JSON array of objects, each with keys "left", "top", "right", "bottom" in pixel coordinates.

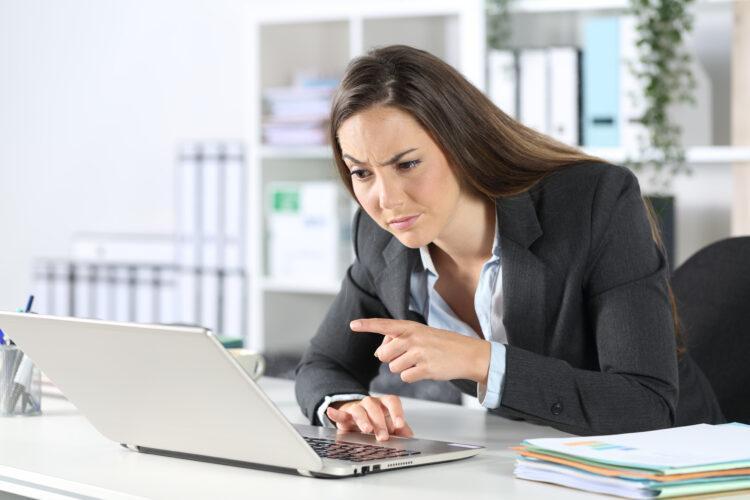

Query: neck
[{"left": 431, "top": 193, "right": 495, "bottom": 268}]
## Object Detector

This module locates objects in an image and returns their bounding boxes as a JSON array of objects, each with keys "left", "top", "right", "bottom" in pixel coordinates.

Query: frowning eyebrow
[{"left": 342, "top": 148, "right": 418, "bottom": 167}]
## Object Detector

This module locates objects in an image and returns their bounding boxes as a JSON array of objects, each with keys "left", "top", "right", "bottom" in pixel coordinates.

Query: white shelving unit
[
  {"left": 245, "top": 0, "right": 486, "bottom": 353},
  {"left": 244, "top": 0, "right": 744, "bottom": 353}
]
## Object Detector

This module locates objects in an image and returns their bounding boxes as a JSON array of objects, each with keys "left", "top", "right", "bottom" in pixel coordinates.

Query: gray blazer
[{"left": 294, "top": 162, "right": 724, "bottom": 436}]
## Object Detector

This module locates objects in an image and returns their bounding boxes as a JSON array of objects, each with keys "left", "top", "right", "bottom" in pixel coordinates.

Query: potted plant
[
  {"left": 487, "top": 0, "right": 513, "bottom": 51},
  {"left": 626, "top": 0, "right": 697, "bottom": 270}
]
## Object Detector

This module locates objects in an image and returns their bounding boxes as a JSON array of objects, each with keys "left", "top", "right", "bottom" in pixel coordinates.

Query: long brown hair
[
  {"left": 329, "top": 45, "right": 602, "bottom": 198},
  {"left": 329, "top": 44, "right": 683, "bottom": 356}
]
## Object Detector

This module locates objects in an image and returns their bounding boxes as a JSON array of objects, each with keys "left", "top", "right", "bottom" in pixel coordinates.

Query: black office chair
[{"left": 671, "top": 237, "right": 750, "bottom": 424}]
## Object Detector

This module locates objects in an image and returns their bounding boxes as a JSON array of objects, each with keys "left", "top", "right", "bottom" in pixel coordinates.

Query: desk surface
[{"left": 0, "top": 378, "right": 742, "bottom": 500}]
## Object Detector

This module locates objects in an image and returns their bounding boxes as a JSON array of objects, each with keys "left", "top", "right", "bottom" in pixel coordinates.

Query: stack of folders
[
  {"left": 513, "top": 423, "right": 750, "bottom": 498},
  {"left": 262, "top": 74, "right": 339, "bottom": 146}
]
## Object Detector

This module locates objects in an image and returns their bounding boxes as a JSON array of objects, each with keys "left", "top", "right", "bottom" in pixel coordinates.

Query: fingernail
[
  {"left": 350, "top": 320, "right": 362, "bottom": 329},
  {"left": 395, "top": 417, "right": 404, "bottom": 428},
  {"left": 373, "top": 349, "right": 380, "bottom": 358},
  {"left": 377, "top": 431, "right": 388, "bottom": 441}
]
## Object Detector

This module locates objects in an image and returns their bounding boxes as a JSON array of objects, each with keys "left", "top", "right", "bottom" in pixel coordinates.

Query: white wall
[{"left": 0, "top": 0, "right": 249, "bottom": 311}]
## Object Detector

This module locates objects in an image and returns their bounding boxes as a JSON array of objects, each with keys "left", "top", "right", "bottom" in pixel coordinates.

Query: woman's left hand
[{"left": 350, "top": 319, "right": 491, "bottom": 384}]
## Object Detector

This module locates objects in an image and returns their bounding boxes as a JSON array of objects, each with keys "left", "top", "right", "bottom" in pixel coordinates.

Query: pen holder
[{"left": 0, "top": 345, "right": 41, "bottom": 416}]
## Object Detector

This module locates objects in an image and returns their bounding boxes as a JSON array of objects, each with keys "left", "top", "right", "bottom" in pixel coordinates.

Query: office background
[{"left": 0, "top": 0, "right": 748, "bottom": 363}]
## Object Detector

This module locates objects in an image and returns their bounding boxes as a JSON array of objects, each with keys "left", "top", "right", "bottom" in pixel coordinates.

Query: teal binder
[{"left": 582, "top": 17, "right": 620, "bottom": 147}]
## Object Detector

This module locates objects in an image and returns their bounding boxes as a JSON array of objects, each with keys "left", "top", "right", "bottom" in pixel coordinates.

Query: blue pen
[
  {"left": 25, "top": 295, "right": 34, "bottom": 313},
  {"left": 6, "top": 295, "right": 35, "bottom": 346},
  {"left": 0, "top": 328, "right": 5, "bottom": 345}
]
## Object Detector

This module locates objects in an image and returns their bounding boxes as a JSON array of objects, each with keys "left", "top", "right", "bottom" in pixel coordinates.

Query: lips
[{"left": 388, "top": 214, "right": 420, "bottom": 231}]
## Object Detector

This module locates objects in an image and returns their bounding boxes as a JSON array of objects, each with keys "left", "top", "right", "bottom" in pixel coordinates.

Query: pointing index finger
[{"left": 349, "top": 318, "right": 411, "bottom": 338}]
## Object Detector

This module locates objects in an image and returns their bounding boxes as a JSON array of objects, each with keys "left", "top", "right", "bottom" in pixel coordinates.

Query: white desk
[{"left": 0, "top": 378, "right": 733, "bottom": 500}]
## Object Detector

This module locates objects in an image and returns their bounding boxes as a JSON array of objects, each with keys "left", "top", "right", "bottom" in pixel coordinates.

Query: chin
[{"left": 391, "top": 231, "right": 430, "bottom": 249}]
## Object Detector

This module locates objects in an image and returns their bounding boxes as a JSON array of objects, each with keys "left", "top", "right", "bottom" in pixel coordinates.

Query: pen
[
  {"left": 25, "top": 295, "right": 34, "bottom": 313},
  {"left": 7, "top": 295, "right": 34, "bottom": 346}
]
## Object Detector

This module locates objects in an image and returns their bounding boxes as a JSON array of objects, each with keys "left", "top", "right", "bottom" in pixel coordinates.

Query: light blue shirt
[
  {"left": 316, "top": 216, "right": 507, "bottom": 426},
  {"left": 408, "top": 216, "right": 507, "bottom": 409}
]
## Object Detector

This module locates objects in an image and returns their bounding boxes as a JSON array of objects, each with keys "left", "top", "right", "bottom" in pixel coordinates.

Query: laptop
[{"left": 0, "top": 312, "right": 483, "bottom": 478}]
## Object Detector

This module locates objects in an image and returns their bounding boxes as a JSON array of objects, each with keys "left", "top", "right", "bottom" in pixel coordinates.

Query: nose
[{"left": 376, "top": 175, "right": 404, "bottom": 211}]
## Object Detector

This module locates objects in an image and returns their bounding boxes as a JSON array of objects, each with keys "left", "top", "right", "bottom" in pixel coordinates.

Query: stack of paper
[
  {"left": 262, "top": 74, "right": 339, "bottom": 146},
  {"left": 266, "top": 181, "right": 352, "bottom": 282},
  {"left": 513, "top": 423, "right": 750, "bottom": 498}
]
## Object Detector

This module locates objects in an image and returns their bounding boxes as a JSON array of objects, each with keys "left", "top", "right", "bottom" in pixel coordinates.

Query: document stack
[
  {"left": 266, "top": 181, "right": 353, "bottom": 282},
  {"left": 262, "top": 75, "right": 339, "bottom": 146},
  {"left": 513, "top": 423, "right": 750, "bottom": 498}
]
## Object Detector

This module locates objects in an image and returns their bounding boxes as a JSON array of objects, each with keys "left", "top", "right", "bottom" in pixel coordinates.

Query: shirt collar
[{"left": 418, "top": 211, "right": 501, "bottom": 277}]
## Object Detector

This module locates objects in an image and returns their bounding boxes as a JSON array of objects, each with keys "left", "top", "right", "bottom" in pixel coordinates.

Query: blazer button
[{"left": 551, "top": 401, "right": 563, "bottom": 415}]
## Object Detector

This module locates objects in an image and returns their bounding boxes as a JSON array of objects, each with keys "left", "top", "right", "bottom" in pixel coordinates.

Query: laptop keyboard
[{"left": 304, "top": 436, "right": 422, "bottom": 462}]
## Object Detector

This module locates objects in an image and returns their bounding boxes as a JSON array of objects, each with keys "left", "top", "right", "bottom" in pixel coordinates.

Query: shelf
[
  {"left": 259, "top": 145, "right": 750, "bottom": 165},
  {"left": 510, "top": 0, "right": 732, "bottom": 14},
  {"left": 261, "top": 277, "right": 342, "bottom": 295},
  {"left": 260, "top": 145, "right": 332, "bottom": 159},
  {"left": 585, "top": 146, "right": 750, "bottom": 165}
]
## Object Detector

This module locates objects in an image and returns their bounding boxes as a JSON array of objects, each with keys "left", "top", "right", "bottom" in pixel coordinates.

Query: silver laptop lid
[{"left": 0, "top": 312, "right": 323, "bottom": 472}]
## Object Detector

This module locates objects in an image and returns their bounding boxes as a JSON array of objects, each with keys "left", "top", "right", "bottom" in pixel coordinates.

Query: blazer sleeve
[
  {"left": 495, "top": 168, "right": 679, "bottom": 436},
  {"left": 294, "top": 209, "right": 389, "bottom": 424}
]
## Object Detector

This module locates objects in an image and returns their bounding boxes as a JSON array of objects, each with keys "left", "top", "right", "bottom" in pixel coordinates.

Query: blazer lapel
[
  {"left": 497, "top": 191, "right": 547, "bottom": 355},
  {"left": 369, "top": 191, "right": 547, "bottom": 356},
  {"left": 373, "top": 237, "right": 419, "bottom": 320}
]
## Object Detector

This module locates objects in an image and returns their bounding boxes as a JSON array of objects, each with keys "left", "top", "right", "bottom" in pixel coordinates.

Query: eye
[
  {"left": 397, "top": 159, "right": 421, "bottom": 171},
  {"left": 350, "top": 168, "right": 371, "bottom": 180}
]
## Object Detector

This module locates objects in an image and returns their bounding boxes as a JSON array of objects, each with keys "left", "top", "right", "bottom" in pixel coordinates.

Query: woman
[{"left": 294, "top": 45, "right": 724, "bottom": 440}]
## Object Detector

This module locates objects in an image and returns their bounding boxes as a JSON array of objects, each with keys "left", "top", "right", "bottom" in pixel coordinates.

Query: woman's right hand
[{"left": 326, "top": 395, "right": 414, "bottom": 441}]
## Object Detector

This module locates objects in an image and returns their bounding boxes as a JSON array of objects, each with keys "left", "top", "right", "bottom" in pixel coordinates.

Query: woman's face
[{"left": 337, "top": 105, "right": 465, "bottom": 249}]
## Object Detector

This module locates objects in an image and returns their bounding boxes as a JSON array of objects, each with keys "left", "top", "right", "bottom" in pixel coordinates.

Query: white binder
[
  {"left": 519, "top": 49, "right": 549, "bottom": 135},
  {"left": 488, "top": 50, "right": 517, "bottom": 118},
  {"left": 548, "top": 47, "right": 580, "bottom": 146}
]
